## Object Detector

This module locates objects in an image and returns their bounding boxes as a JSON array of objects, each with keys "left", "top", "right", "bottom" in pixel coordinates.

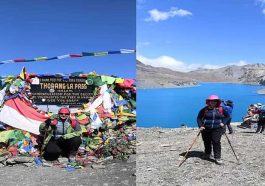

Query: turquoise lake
[{"left": 137, "top": 83, "right": 265, "bottom": 128}]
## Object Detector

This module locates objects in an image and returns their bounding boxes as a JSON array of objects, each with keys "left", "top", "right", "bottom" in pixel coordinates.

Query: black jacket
[{"left": 197, "top": 106, "right": 230, "bottom": 129}]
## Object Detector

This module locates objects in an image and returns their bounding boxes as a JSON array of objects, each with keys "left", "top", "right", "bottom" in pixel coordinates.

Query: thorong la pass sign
[{"left": 30, "top": 76, "right": 94, "bottom": 107}]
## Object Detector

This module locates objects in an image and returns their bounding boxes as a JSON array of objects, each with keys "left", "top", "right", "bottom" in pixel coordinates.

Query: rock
[
  {"left": 91, "top": 164, "right": 106, "bottom": 169},
  {"left": 14, "top": 156, "right": 34, "bottom": 163},
  {"left": 6, "top": 158, "right": 16, "bottom": 165},
  {"left": 98, "top": 156, "right": 113, "bottom": 164},
  {"left": 259, "top": 76, "right": 265, "bottom": 85},
  {"left": 146, "top": 168, "right": 152, "bottom": 171},
  {"left": 161, "top": 144, "right": 171, "bottom": 147},
  {"left": 0, "top": 156, "right": 7, "bottom": 163},
  {"left": 42, "top": 161, "right": 53, "bottom": 167},
  {"left": 23, "top": 162, "right": 34, "bottom": 167}
]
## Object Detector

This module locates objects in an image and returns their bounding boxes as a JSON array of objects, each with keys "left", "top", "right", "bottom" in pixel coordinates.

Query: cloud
[
  {"left": 262, "top": 8, "right": 265, "bottom": 14},
  {"left": 137, "top": 55, "right": 248, "bottom": 72},
  {"left": 228, "top": 60, "right": 247, "bottom": 66},
  {"left": 145, "top": 7, "right": 192, "bottom": 22}
]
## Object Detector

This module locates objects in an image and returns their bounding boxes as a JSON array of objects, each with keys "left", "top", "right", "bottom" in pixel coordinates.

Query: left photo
[{"left": 0, "top": 1, "right": 136, "bottom": 185}]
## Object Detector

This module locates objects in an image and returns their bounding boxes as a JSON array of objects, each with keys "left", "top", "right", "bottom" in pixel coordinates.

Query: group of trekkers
[
  {"left": 240, "top": 103, "right": 265, "bottom": 133},
  {"left": 196, "top": 95, "right": 264, "bottom": 166}
]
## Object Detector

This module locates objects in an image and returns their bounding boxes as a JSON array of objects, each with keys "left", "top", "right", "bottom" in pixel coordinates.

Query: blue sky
[
  {"left": 137, "top": 0, "right": 265, "bottom": 72},
  {"left": 0, "top": 0, "right": 135, "bottom": 78}
]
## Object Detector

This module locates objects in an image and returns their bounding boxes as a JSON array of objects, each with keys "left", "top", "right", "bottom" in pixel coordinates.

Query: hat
[
  {"left": 58, "top": 107, "right": 70, "bottom": 114},
  {"left": 77, "top": 113, "right": 89, "bottom": 125},
  {"left": 206, "top": 95, "right": 220, "bottom": 100},
  {"left": 206, "top": 95, "right": 221, "bottom": 106}
]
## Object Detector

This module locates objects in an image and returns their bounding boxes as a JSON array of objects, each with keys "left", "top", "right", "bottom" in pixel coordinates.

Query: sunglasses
[
  {"left": 59, "top": 113, "right": 70, "bottom": 116},
  {"left": 209, "top": 100, "right": 218, "bottom": 102}
]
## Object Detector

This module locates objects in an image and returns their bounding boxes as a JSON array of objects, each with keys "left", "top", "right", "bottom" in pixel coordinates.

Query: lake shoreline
[
  {"left": 257, "top": 89, "right": 265, "bottom": 95},
  {"left": 138, "top": 81, "right": 262, "bottom": 90},
  {"left": 137, "top": 122, "right": 242, "bottom": 129}
]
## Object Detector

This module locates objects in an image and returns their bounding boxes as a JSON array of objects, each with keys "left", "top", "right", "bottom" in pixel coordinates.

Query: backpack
[
  {"left": 259, "top": 110, "right": 265, "bottom": 122},
  {"left": 225, "top": 100, "right": 233, "bottom": 107}
]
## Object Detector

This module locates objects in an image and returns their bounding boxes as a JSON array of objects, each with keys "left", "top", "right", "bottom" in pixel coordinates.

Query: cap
[{"left": 58, "top": 107, "right": 70, "bottom": 114}]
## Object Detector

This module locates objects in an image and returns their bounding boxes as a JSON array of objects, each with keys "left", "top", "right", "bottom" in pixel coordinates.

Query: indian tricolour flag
[{"left": 0, "top": 98, "right": 48, "bottom": 135}]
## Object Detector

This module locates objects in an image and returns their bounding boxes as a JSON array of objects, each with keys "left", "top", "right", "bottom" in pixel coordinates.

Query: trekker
[
  {"left": 197, "top": 95, "right": 230, "bottom": 165},
  {"left": 222, "top": 100, "right": 234, "bottom": 134},
  {"left": 39, "top": 107, "right": 82, "bottom": 162},
  {"left": 241, "top": 104, "right": 258, "bottom": 128},
  {"left": 256, "top": 105, "right": 265, "bottom": 133}
]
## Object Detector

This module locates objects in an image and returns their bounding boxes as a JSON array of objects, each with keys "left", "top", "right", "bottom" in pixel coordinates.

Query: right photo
[{"left": 136, "top": 0, "right": 265, "bottom": 185}]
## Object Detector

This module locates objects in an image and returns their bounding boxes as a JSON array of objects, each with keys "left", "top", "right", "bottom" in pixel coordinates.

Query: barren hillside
[{"left": 137, "top": 61, "right": 265, "bottom": 88}]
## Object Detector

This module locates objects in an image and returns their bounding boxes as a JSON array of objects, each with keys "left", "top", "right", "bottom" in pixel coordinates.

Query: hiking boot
[
  {"left": 215, "top": 159, "right": 223, "bottom": 165},
  {"left": 202, "top": 154, "right": 211, "bottom": 160},
  {"left": 228, "top": 131, "right": 233, "bottom": 134},
  {"left": 58, "top": 157, "right": 69, "bottom": 164}
]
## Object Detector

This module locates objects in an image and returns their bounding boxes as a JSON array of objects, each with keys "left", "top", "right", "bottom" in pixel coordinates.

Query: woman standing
[{"left": 197, "top": 95, "right": 229, "bottom": 165}]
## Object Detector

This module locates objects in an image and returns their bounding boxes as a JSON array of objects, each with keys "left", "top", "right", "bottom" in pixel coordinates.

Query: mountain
[
  {"left": 136, "top": 60, "right": 198, "bottom": 88},
  {"left": 137, "top": 61, "right": 265, "bottom": 88}
]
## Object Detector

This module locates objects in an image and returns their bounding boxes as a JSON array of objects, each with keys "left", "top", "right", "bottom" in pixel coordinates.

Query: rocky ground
[
  {"left": 137, "top": 126, "right": 265, "bottom": 186},
  {"left": 0, "top": 156, "right": 136, "bottom": 186}
]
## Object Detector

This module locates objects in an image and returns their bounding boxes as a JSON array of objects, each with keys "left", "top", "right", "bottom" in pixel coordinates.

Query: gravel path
[
  {"left": 0, "top": 157, "right": 136, "bottom": 186},
  {"left": 137, "top": 126, "right": 265, "bottom": 186}
]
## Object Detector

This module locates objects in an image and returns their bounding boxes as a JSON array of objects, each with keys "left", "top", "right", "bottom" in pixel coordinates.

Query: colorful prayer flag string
[{"left": 0, "top": 49, "right": 136, "bottom": 65}]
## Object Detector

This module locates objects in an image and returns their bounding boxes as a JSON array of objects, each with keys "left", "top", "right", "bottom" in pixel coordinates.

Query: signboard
[{"left": 31, "top": 76, "right": 94, "bottom": 107}]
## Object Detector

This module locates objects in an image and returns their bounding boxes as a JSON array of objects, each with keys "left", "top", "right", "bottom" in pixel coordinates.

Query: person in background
[
  {"left": 222, "top": 100, "right": 234, "bottom": 134},
  {"left": 197, "top": 95, "right": 230, "bottom": 165},
  {"left": 241, "top": 104, "right": 258, "bottom": 128},
  {"left": 39, "top": 107, "right": 82, "bottom": 162},
  {"left": 256, "top": 104, "right": 265, "bottom": 133}
]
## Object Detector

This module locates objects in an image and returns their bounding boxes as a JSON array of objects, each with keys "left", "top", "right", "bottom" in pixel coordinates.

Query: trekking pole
[
  {"left": 224, "top": 133, "right": 240, "bottom": 165},
  {"left": 178, "top": 131, "right": 201, "bottom": 167}
]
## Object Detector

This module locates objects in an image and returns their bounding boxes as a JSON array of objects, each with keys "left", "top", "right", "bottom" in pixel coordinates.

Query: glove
[
  {"left": 199, "top": 126, "right": 205, "bottom": 131},
  {"left": 50, "top": 118, "right": 58, "bottom": 126}
]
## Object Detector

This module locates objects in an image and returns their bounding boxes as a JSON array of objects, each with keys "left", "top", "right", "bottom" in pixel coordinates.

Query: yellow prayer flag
[
  {"left": 19, "top": 67, "right": 26, "bottom": 80},
  {"left": 94, "top": 52, "right": 108, "bottom": 56},
  {"left": 115, "top": 78, "right": 124, "bottom": 83},
  {"left": 34, "top": 57, "right": 48, "bottom": 61}
]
